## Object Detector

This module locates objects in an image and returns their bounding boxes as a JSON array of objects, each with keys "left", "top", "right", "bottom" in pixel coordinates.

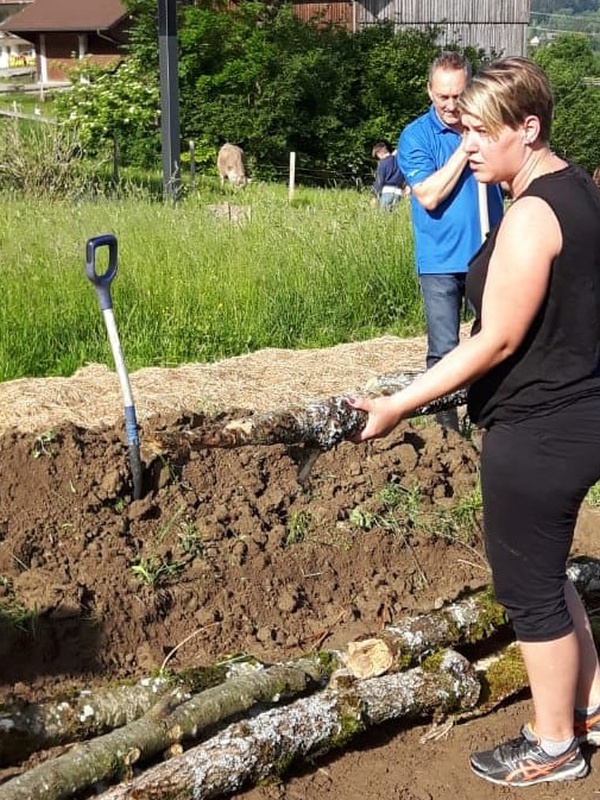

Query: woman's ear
[{"left": 522, "top": 115, "right": 541, "bottom": 144}]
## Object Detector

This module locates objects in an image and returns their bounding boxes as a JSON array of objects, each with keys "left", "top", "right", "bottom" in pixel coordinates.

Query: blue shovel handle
[{"left": 86, "top": 234, "right": 118, "bottom": 311}]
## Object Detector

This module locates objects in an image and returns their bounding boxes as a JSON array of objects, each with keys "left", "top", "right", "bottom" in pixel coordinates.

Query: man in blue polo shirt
[{"left": 398, "top": 51, "right": 504, "bottom": 431}]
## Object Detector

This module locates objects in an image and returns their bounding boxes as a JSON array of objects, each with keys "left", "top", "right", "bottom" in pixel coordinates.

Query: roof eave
[{"left": 0, "top": 13, "right": 129, "bottom": 34}]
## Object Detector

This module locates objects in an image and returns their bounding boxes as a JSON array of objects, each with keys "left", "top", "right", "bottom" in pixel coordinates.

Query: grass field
[{"left": 0, "top": 182, "right": 423, "bottom": 382}]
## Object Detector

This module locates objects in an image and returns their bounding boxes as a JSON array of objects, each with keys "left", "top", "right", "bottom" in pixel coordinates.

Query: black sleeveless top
[{"left": 466, "top": 164, "right": 600, "bottom": 428}]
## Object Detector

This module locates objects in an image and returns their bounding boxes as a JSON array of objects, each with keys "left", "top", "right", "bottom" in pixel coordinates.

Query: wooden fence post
[
  {"left": 189, "top": 139, "right": 196, "bottom": 191},
  {"left": 289, "top": 151, "right": 296, "bottom": 202}
]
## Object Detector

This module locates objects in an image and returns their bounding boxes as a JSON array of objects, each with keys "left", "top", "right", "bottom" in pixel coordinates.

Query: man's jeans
[
  {"left": 418, "top": 273, "right": 466, "bottom": 431},
  {"left": 379, "top": 187, "right": 403, "bottom": 209},
  {"left": 419, "top": 273, "right": 466, "bottom": 369}
]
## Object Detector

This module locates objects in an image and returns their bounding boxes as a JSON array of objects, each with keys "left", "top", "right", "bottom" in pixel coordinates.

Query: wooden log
[
  {"left": 146, "top": 371, "right": 468, "bottom": 456},
  {"left": 568, "top": 556, "right": 600, "bottom": 596},
  {"left": 0, "top": 676, "right": 184, "bottom": 768},
  {"left": 95, "top": 649, "right": 479, "bottom": 800},
  {"left": 342, "top": 557, "right": 600, "bottom": 680},
  {"left": 4, "top": 558, "right": 600, "bottom": 799},
  {"left": 342, "top": 587, "right": 509, "bottom": 679},
  {"left": 0, "top": 657, "right": 332, "bottom": 800}
]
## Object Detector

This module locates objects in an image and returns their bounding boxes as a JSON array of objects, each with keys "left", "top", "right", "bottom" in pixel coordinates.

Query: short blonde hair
[{"left": 457, "top": 57, "right": 553, "bottom": 142}]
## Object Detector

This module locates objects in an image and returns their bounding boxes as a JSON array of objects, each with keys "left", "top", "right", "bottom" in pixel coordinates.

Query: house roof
[{"left": 0, "top": 0, "right": 127, "bottom": 33}]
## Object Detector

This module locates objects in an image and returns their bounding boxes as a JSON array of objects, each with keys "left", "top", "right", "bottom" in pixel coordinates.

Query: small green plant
[
  {"left": 348, "top": 507, "right": 378, "bottom": 531},
  {"left": 284, "top": 510, "right": 312, "bottom": 547},
  {"left": 155, "top": 505, "right": 186, "bottom": 547},
  {"left": 131, "top": 507, "right": 206, "bottom": 587},
  {"left": 131, "top": 556, "right": 182, "bottom": 587},
  {"left": 111, "top": 498, "right": 126, "bottom": 514},
  {"left": 379, "top": 482, "right": 423, "bottom": 527},
  {"left": 349, "top": 482, "right": 424, "bottom": 534},
  {"left": 178, "top": 519, "right": 205, "bottom": 558},
  {"left": 32, "top": 430, "right": 57, "bottom": 459},
  {"left": 432, "top": 483, "right": 483, "bottom": 546},
  {"left": 0, "top": 577, "right": 40, "bottom": 636},
  {"left": 586, "top": 481, "right": 600, "bottom": 508}
]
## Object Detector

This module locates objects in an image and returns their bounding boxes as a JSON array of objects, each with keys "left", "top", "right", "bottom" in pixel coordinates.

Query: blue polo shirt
[{"left": 398, "top": 105, "right": 504, "bottom": 275}]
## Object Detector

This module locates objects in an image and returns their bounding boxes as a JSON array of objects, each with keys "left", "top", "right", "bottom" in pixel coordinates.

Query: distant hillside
[
  {"left": 530, "top": 0, "right": 600, "bottom": 51},
  {"left": 531, "top": 1, "right": 599, "bottom": 11}
]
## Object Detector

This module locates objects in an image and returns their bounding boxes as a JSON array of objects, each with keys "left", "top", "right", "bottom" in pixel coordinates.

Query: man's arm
[{"left": 410, "top": 145, "right": 469, "bottom": 211}]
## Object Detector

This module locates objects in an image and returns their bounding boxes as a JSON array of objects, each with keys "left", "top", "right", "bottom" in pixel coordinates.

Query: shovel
[{"left": 85, "top": 234, "right": 143, "bottom": 500}]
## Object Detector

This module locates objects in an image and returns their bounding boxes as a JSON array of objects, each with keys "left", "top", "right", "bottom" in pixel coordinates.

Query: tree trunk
[
  {"left": 342, "top": 587, "right": 508, "bottom": 679},
  {"left": 4, "top": 557, "right": 600, "bottom": 799},
  {"left": 95, "top": 649, "right": 479, "bottom": 800},
  {"left": 341, "top": 556, "right": 600, "bottom": 681}
]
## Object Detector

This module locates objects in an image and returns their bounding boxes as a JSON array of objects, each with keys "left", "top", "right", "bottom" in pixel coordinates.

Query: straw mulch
[{"left": 0, "top": 333, "right": 438, "bottom": 436}]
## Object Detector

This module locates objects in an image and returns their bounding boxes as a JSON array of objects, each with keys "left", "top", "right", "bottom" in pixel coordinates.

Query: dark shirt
[
  {"left": 373, "top": 154, "right": 405, "bottom": 196},
  {"left": 466, "top": 164, "right": 600, "bottom": 428}
]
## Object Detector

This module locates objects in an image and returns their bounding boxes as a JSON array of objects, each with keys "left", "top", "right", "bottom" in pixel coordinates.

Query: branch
[{"left": 0, "top": 676, "right": 181, "bottom": 768}]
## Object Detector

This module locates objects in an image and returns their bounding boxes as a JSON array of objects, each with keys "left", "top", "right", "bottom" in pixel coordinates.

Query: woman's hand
[{"left": 348, "top": 395, "right": 406, "bottom": 442}]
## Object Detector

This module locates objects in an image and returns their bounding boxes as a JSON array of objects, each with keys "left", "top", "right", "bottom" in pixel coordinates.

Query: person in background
[
  {"left": 593, "top": 165, "right": 600, "bottom": 191},
  {"left": 371, "top": 141, "right": 407, "bottom": 209},
  {"left": 398, "top": 51, "right": 504, "bottom": 432},
  {"left": 349, "top": 56, "right": 600, "bottom": 788}
]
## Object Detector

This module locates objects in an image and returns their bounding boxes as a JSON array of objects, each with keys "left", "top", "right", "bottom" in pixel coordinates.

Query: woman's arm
[{"left": 351, "top": 195, "right": 562, "bottom": 440}]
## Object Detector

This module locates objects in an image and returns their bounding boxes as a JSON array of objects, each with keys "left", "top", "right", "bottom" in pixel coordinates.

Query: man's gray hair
[{"left": 428, "top": 51, "right": 472, "bottom": 84}]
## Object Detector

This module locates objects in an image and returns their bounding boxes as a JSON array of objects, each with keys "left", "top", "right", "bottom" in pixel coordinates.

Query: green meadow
[{"left": 0, "top": 183, "right": 423, "bottom": 382}]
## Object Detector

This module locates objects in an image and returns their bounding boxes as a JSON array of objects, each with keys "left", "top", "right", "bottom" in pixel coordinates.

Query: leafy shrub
[{"left": 55, "top": 57, "right": 161, "bottom": 168}]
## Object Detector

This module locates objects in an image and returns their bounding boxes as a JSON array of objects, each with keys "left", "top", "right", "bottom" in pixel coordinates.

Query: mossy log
[
  {"left": 471, "top": 642, "right": 528, "bottom": 718},
  {"left": 0, "top": 676, "right": 186, "bottom": 768},
  {"left": 4, "top": 558, "right": 600, "bottom": 799},
  {"left": 147, "top": 372, "right": 467, "bottom": 455},
  {"left": 95, "top": 649, "right": 479, "bottom": 800},
  {"left": 342, "top": 587, "right": 509, "bottom": 679},
  {"left": 0, "top": 657, "right": 331, "bottom": 800},
  {"left": 342, "top": 556, "right": 600, "bottom": 680}
]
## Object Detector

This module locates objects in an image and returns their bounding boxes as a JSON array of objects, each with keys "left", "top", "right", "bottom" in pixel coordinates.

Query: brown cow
[{"left": 217, "top": 143, "right": 247, "bottom": 188}]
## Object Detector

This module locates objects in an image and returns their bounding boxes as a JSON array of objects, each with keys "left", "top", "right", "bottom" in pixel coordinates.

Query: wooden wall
[{"left": 293, "top": 0, "right": 531, "bottom": 57}]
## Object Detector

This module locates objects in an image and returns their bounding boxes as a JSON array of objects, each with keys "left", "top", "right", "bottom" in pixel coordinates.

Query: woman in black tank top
[{"left": 348, "top": 57, "right": 600, "bottom": 788}]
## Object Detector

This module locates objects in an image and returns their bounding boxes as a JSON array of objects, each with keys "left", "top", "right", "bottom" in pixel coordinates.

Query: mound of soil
[{"left": 1, "top": 335, "right": 599, "bottom": 799}]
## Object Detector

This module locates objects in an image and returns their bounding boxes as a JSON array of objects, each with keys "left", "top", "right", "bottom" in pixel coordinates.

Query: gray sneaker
[
  {"left": 470, "top": 725, "right": 589, "bottom": 787},
  {"left": 575, "top": 706, "right": 600, "bottom": 745}
]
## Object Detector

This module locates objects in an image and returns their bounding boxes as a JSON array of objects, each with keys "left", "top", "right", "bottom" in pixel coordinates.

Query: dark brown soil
[{"left": 1, "top": 339, "right": 599, "bottom": 799}]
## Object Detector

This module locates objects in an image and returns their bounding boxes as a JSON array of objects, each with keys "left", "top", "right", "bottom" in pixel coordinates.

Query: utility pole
[{"left": 158, "top": 0, "right": 181, "bottom": 202}]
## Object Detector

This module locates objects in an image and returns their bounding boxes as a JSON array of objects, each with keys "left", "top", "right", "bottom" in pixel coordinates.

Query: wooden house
[
  {"left": 292, "top": 0, "right": 531, "bottom": 58},
  {"left": 0, "top": 0, "right": 129, "bottom": 84}
]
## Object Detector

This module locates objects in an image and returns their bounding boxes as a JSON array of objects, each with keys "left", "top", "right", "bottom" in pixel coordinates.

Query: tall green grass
[{"left": 0, "top": 182, "right": 423, "bottom": 382}]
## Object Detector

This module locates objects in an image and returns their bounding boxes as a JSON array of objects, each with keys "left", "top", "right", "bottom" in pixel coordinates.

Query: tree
[{"left": 534, "top": 33, "right": 600, "bottom": 170}]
